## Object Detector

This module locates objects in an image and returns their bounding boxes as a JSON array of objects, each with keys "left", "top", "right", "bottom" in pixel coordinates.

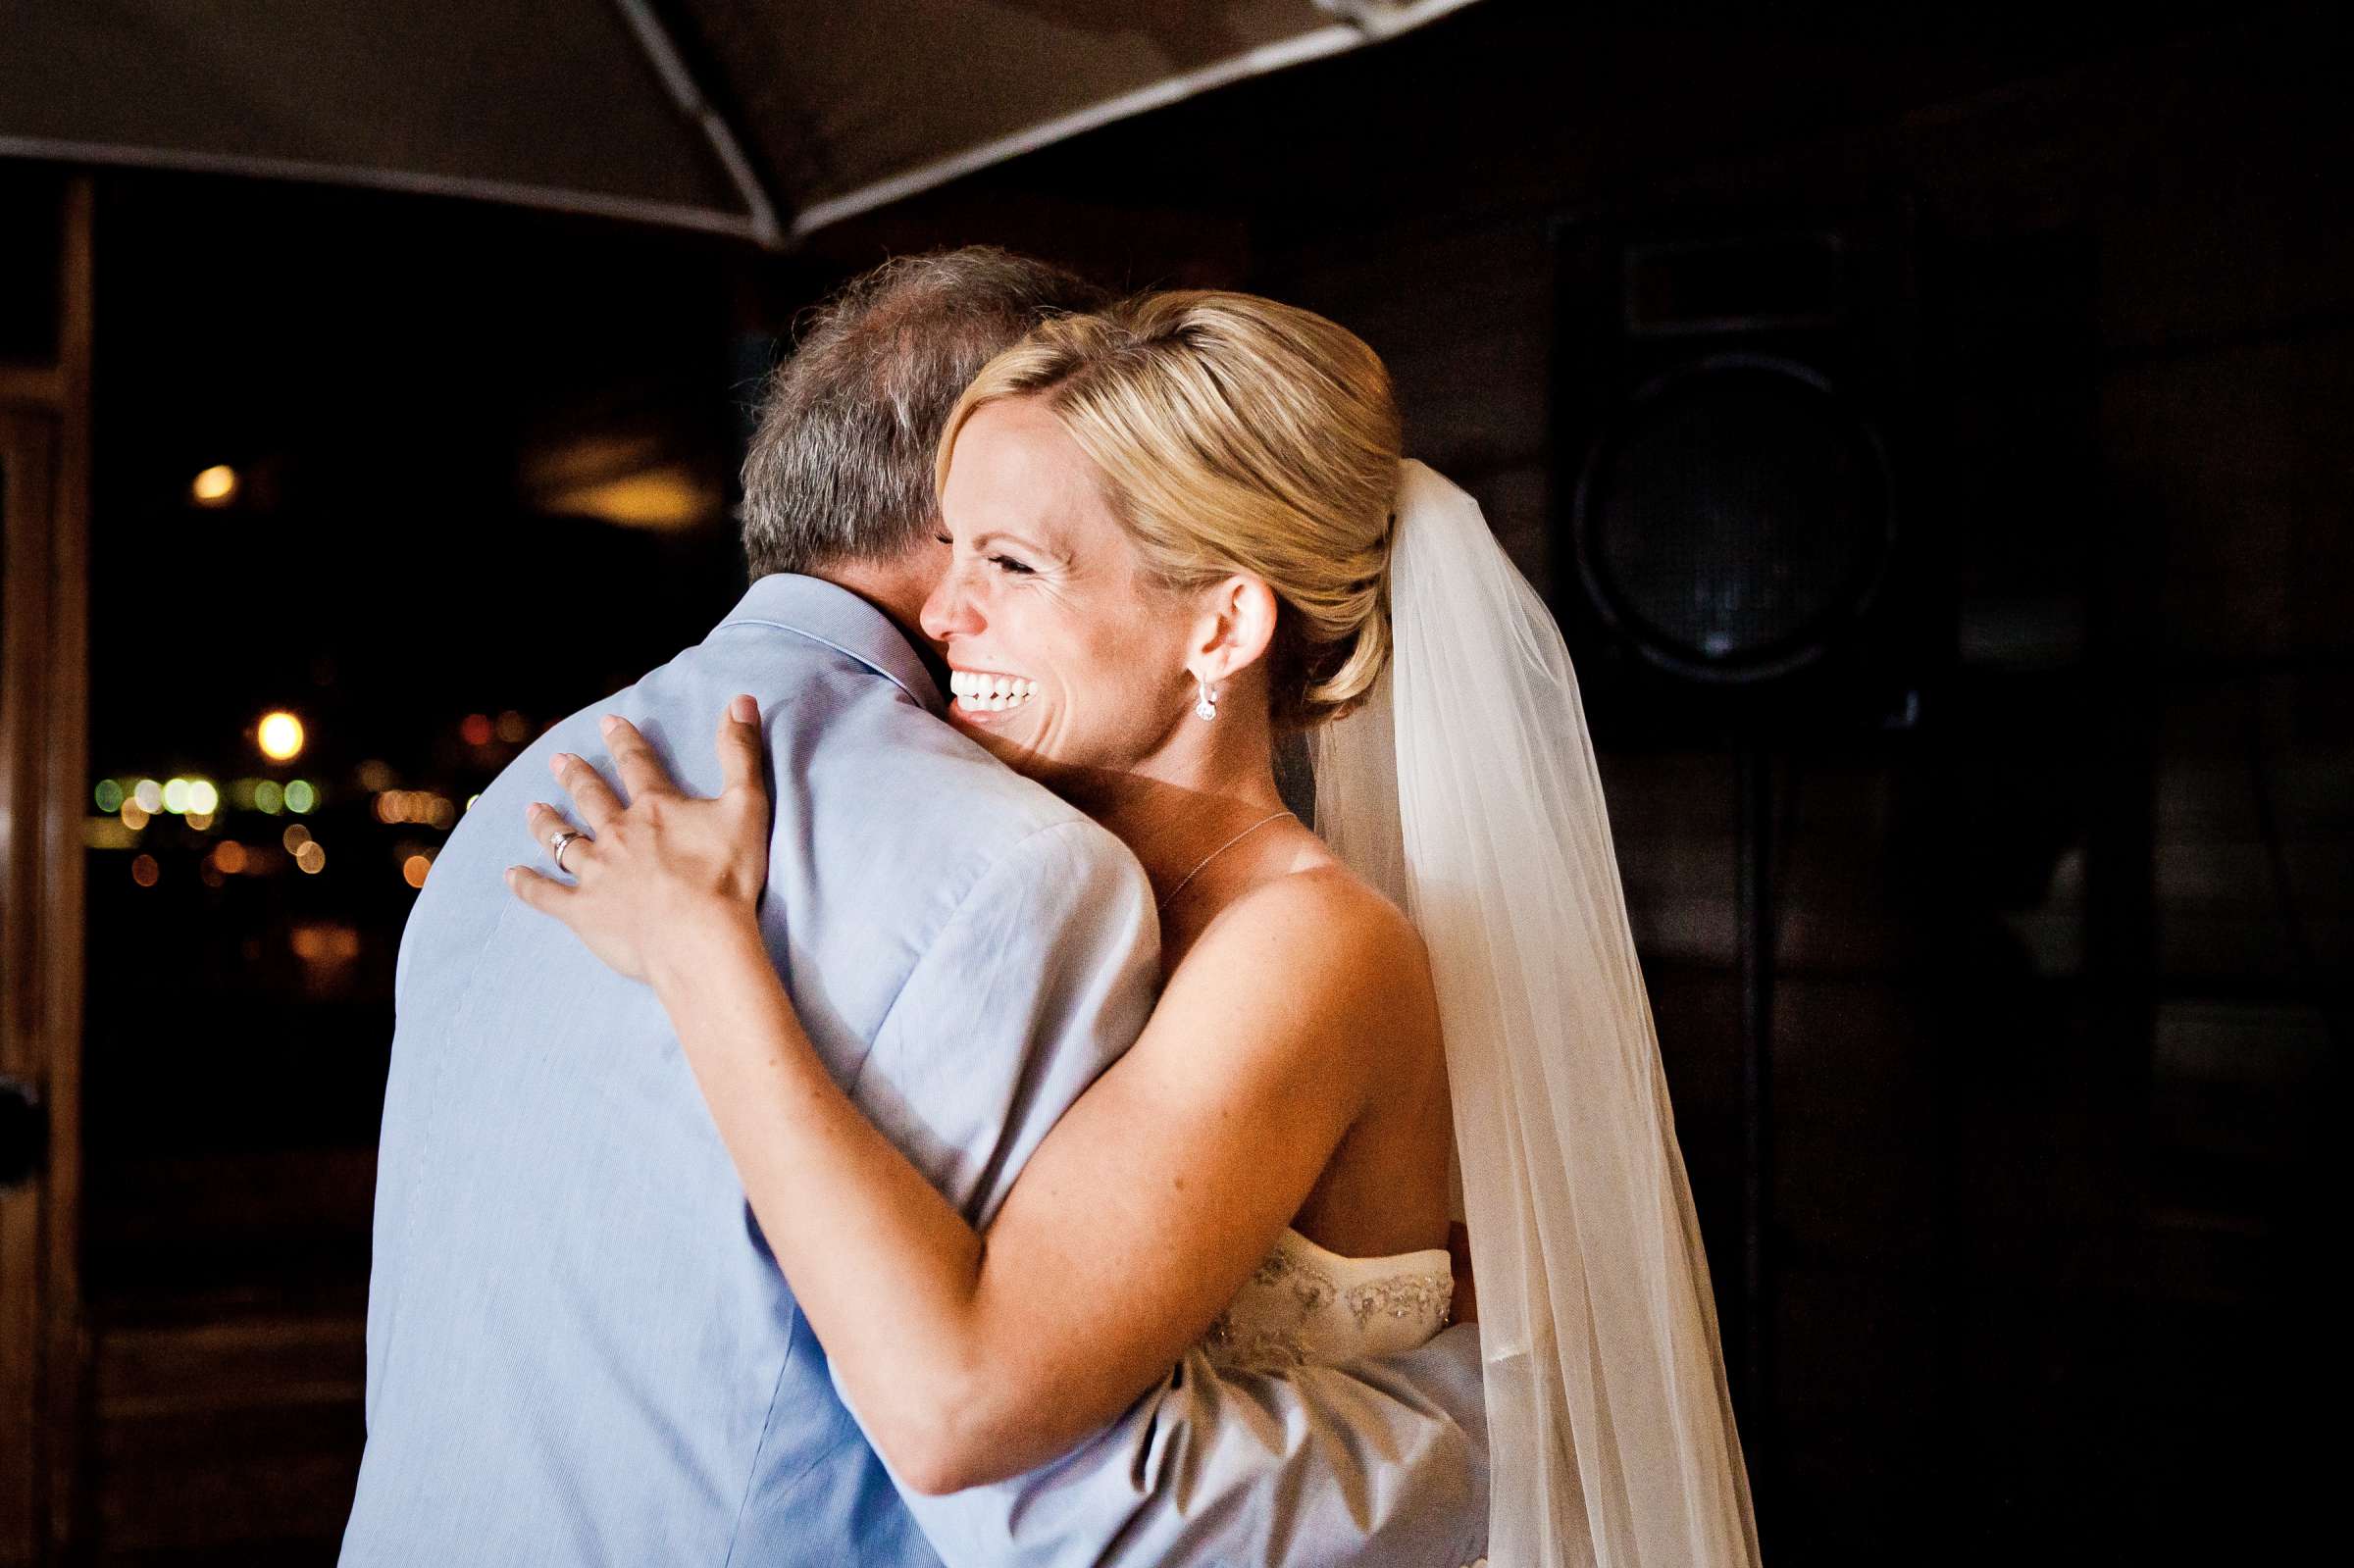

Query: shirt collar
[{"left": 712, "top": 574, "right": 944, "bottom": 714}]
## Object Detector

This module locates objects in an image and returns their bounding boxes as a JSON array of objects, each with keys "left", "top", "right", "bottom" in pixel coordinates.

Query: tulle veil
[{"left": 1311, "top": 461, "right": 1762, "bottom": 1566}]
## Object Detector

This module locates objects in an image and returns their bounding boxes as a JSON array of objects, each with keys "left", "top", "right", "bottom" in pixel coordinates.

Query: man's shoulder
[
  {"left": 659, "top": 617, "right": 1150, "bottom": 938},
  {"left": 814, "top": 698, "right": 1147, "bottom": 920}
]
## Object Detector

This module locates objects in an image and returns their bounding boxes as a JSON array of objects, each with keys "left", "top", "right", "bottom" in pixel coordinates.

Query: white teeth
[{"left": 950, "top": 670, "right": 1037, "bottom": 712}]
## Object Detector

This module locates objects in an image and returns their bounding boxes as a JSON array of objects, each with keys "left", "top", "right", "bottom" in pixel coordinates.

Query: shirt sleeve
[
  {"left": 908, "top": 1327, "right": 1491, "bottom": 1568},
  {"left": 847, "top": 817, "right": 1160, "bottom": 1230},
  {"left": 839, "top": 818, "right": 1492, "bottom": 1567}
]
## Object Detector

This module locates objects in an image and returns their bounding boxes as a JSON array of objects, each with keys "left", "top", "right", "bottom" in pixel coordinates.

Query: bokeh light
[
  {"left": 83, "top": 817, "right": 138, "bottom": 851},
  {"left": 190, "top": 465, "right": 238, "bottom": 507},
  {"left": 254, "top": 781, "right": 284, "bottom": 814},
  {"left": 214, "top": 841, "right": 250, "bottom": 875},
  {"left": 187, "top": 779, "right": 220, "bottom": 815},
  {"left": 120, "top": 799, "right": 150, "bottom": 831},
  {"left": 184, "top": 810, "right": 215, "bottom": 833},
  {"left": 130, "top": 854, "right": 159, "bottom": 887},
  {"left": 257, "top": 710, "right": 306, "bottom": 762},
  {"left": 289, "top": 923, "right": 361, "bottom": 964},
  {"left": 495, "top": 710, "right": 530, "bottom": 743},
  {"left": 402, "top": 854, "right": 433, "bottom": 889},
  {"left": 284, "top": 780, "right": 317, "bottom": 814},
  {"left": 94, "top": 779, "right": 124, "bottom": 813},
  {"left": 281, "top": 824, "right": 311, "bottom": 853},
  {"left": 133, "top": 779, "right": 163, "bottom": 813},
  {"left": 461, "top": 713, "right": 494, "bottom": 747},
  {"left": 376, "top": 789, "right": 459, "bottom": 828},
  {"left": 162, "top": 778, "right": 191, "bottom": 814},
  {"left": 294, "top": 840, "right": 326, "bottom": 875}
]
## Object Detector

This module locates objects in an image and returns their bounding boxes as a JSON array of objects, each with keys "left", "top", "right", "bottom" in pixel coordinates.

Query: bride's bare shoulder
[{"left": 1204, "top": 860, "right": 1431, "bottom": 988}]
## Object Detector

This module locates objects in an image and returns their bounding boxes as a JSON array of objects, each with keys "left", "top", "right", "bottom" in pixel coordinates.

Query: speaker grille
[{"left": 1573, "top": 355, "right": 1894, "bottom": 683}]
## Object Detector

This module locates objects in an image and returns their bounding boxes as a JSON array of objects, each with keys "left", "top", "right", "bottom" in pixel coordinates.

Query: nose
[{"left": 920, "top": 561, "right": 983, "bottom": 644}]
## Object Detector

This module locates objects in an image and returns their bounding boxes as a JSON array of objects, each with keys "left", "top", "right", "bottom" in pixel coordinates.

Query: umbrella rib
[
  {"left": 607, "top": 0, "right": 787, "bottom": 247},
  {"left": 0, "top": 133, "right": 766, "bottom": 242}
]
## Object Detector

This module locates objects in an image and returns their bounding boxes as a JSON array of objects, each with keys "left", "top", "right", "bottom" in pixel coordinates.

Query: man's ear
[{"left": 1185, "top": 574, "right": 1279, "bottom": 686}]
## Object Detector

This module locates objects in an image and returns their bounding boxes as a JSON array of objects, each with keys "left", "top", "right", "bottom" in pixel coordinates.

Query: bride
[{"left": 508, "top": 291, "right": 1760, "bottom": 1565}]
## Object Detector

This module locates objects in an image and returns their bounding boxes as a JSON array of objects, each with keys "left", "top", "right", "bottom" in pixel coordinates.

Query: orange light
[
  {"left": 461, "top": 713, "right": 494, "bottom": 747},
  {"left": 402, "top": 854, "right": 433, "bottom": 888},
  {"left": 191, "top": 465, "right": 238, "bottom": 506},
  {"left": 130, "top": 854, "right": 160, "bottom": 887},
  {"left": 295, "top": 841, "right": 326, "bottom": 875},
  {"left": 292, "top": 922, "right": 360, "bottom": 963},
  {"left": 214, "top": 841, "right": 249, "bottom": 875}
]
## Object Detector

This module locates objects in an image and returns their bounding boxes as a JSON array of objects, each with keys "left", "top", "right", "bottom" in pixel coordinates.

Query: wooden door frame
[{"left": 0, "top": 173, "right": 92, "bottom": 1568}]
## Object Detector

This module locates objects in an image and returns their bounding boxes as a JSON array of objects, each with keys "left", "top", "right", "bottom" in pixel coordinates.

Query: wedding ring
[{"left": 548, "top": 829, "right": 585, "bottom": 873}]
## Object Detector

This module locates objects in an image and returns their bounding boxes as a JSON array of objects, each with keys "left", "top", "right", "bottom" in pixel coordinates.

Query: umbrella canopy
[{"left": 2, "top": 0, "right": 1484, "bottom": 244}]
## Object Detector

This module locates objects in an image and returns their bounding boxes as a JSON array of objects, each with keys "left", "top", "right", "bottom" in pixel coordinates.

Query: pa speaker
[{"left": 1551, "top": 209, "right": 1948, "bottom": 745}]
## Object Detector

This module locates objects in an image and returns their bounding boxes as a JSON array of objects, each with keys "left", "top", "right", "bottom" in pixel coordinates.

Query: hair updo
[{"left": 935, "top": 290, "right": 1402, "bottom": 729}]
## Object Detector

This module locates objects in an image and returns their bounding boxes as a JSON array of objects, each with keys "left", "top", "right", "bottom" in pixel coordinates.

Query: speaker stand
[{"left": 1736, "top": 743, "right": 1776, "bottom": 1504}]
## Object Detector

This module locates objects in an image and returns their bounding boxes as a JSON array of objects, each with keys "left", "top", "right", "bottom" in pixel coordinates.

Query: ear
[{"left": 1183, "top": 573, "right": 1279, "bottom": 686}]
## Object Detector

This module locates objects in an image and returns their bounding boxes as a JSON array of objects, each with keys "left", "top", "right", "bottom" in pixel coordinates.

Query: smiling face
[{"left": 920, "top": 396, "right": 1203, "bottom": 784}]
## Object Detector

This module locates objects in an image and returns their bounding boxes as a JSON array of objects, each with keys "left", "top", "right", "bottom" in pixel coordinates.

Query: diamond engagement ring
[{"left": 548, "top": 829, "right": 585, "bottom": 873}]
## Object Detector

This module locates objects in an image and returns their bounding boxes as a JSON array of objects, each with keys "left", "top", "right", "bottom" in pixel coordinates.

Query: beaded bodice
[{"left": 1201, "top": 1226, "right": 1455, "bottom": 1374}]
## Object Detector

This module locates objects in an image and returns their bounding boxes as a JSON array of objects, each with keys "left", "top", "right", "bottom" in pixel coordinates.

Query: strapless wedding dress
[
  {"left": 1201, "top": 1226, "right": 1455, "bottom": 1373},
  {"left": 1201, "top": 1227, "right": 1486, "bottom": 1568}
]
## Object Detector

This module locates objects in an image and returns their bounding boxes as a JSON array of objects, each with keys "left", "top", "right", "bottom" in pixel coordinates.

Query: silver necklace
[{"left": 1155, "top": 809, "right": 1295, "bottom": 913}]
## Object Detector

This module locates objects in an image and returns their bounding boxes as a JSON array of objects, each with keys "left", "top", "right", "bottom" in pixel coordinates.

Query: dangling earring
[{"left": 1195, "top": 675, "right": 1218, "bottom": 722}]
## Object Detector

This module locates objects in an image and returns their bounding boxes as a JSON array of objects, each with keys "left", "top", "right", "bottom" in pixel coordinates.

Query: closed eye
[{"left": 989, "top": 554, "right": 1036, "bottom": 577}]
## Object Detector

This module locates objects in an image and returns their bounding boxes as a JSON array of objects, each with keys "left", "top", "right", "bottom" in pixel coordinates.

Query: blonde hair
[{"left": 935, "top": 291, "right": 1402, "bottom": 729}]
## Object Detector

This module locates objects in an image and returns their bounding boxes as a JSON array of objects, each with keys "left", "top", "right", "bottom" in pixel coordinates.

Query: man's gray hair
[{"left": 740, "top": 247, "right": 1109, "bottom": 578}]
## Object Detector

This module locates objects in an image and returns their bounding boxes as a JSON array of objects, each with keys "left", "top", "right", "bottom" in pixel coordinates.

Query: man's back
[{"left": 341, "top": 576, "right": 1155, "bottom": 1566}]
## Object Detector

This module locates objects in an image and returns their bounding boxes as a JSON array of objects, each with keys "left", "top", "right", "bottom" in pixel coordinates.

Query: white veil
[{"left": 1312, "top": 461, "right": 1762, "bottom": 1566}]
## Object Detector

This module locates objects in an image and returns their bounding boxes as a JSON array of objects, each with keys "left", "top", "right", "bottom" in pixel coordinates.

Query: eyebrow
[{"left": 969, "top": 529, "right": 1055, "bottom": 558}]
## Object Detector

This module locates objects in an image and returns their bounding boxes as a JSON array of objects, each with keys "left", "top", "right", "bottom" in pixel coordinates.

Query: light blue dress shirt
[{"left": 341, "top": 575, "right": 1487, "bottom": 1567}]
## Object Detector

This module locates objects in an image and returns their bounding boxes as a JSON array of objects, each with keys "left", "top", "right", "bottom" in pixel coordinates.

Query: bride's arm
[{"left": 510, "top": 707, "right": 1436, "bottom": 1496}]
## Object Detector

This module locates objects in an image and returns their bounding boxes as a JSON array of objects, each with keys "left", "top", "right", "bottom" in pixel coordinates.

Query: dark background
[{"left": 10, "top": 0, "right": 2348, "bottom": 1560}]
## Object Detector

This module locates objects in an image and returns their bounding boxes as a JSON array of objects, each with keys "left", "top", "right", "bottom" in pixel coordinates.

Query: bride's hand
[{"left": 507, "top": 698, "right": 770, "bottom": 985}]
